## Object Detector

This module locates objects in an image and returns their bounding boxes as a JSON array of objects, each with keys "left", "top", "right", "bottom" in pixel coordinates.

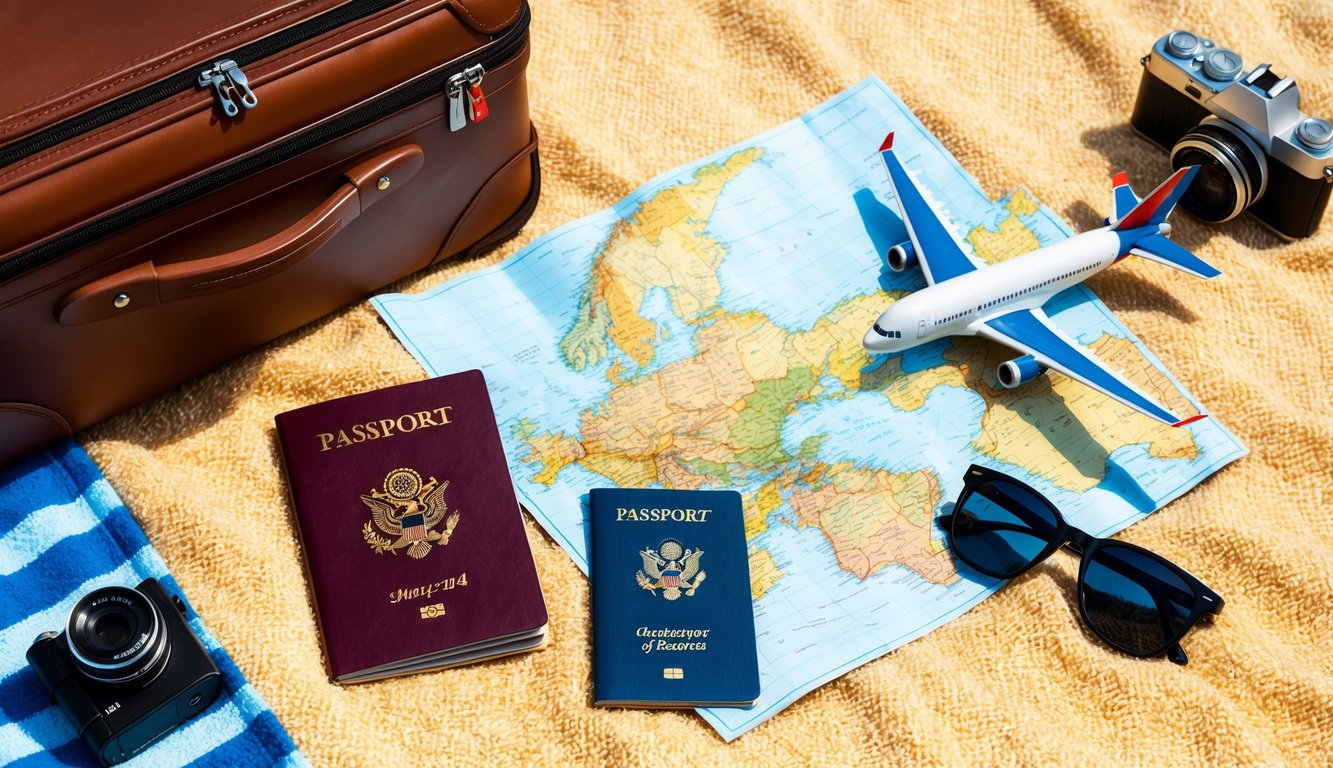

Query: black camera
[
  {"left": 25, "top": 578, "right": 222, "bottom": 766},
  {"left": 1131, "top": 30, "right": 1333, "bottom": 239}
]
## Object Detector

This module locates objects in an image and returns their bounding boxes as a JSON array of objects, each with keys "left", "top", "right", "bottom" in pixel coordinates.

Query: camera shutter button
[
  {"left": 173, "top": 596, "right": 187, "bottom": 615},
  {"left": 1296, "top": 118, "right": 1332, "bottom": 150}
]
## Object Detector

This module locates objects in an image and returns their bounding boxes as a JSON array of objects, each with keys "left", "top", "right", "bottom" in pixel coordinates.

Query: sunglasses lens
[
  {"left": 1082, "top": 544, "right": 1198, "bottom": 655},
  {"left": 952, "top": 479, "right": 1061, "bottom": 577}
]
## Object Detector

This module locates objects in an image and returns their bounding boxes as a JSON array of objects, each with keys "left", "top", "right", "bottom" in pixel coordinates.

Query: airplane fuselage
[{"left": 863, "top": 225, "right": 1159, "bottom": 352}]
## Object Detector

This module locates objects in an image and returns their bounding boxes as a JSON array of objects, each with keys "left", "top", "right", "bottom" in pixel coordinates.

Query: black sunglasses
[{"left": 944, "top": 465, "right": 1222, "bottom": 664}]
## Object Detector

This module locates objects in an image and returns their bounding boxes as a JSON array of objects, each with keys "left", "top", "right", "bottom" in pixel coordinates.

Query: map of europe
[{"left": 373, "top": 77, "right": 1246, "bottom": 740}]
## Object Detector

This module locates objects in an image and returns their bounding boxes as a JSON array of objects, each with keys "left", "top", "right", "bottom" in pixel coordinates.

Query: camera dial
[
  {"left": 1296, "top": 118, "right": 1332, "bottom": 151},
  {"left": 66, "top": 585, "right": 171, "bottom": 687},
  {"left": 1170, "top": 118, "right": 1268, "bottom": 223},
  {"left": 1165, "top": 31, "right": 1201, "bottom": 58},
  {"left": 1202, "top": 49, "right": 1243, "bottom": 81}
]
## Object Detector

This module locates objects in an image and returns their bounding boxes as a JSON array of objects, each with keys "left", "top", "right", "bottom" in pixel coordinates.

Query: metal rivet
[
  {"left": 113, "top": 293, "right": 131, "bottom": 309},
  {"left": 376, "top": 176, "right": 391, "bottom": 190}
]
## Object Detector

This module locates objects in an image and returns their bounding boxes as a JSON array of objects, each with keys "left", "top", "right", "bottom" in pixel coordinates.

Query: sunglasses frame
[{"left": 949, "top": 464, "right": 1224, "bottom": 663}]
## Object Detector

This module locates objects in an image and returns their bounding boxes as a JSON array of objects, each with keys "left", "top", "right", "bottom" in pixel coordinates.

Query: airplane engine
[
  {"left": 886, "top": 240, "right": 917, "bottom": 272},
  {"left": 997, "top": 355, "right": 1047, "bottom": 389}
]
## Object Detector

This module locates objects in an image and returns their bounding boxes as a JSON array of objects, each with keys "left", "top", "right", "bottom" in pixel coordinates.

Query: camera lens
[
  {"left": 93, "top": 613, "right": 132, "bottom": 646},
  {"left": 66, "top": 585, "right": 170, "bottom": 686},
  {"left": 1170, "top": 120, "right": 1267, "bottom": 223}
]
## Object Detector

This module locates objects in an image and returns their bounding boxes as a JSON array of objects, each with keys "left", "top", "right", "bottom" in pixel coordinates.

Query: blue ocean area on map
[
  {"left": 783, "top": 387, "right": 986, "bottom": 473},
  {"left": 711, "top": 161, "right": 880, "bottom": 332},
  {"left": 371, "top": 76, "right": 1247, "bottom": 740},
  {"left": 636, "top": 287, "right": 697, "bottom": 372}
]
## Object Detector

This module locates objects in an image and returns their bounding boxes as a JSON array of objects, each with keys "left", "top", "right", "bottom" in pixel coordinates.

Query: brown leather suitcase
[{"left": 0, "top": 0, "right": 537, "bottom": 467}]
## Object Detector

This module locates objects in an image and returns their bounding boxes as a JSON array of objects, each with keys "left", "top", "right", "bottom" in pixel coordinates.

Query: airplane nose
[{"left": 863, "top": 328, "right": 889, "bottom": 352}]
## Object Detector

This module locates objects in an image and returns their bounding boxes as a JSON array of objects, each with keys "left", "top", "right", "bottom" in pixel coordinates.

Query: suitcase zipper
[
  {"left": 197, "top": 60, "right": 260, "bottom": 117},
  {"left": 0, "top": 0, "right": 407, "bottom": 169},
  {"left": 0, "top": 3, "right": 529, "bottom": 286},
  {"left": 446, "top": 65, "right": 489, "bottom": 131}
]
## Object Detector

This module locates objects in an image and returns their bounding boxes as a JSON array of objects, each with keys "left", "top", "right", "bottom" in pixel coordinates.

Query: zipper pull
[
  {"left": 464, "top": 65, "right": 488, "bottom": 123},
  {"left": 225, "top": 63, "right": 259, "bottom": 111},
  {"left": 197, "top": 59, "right": 258, "bottom": 116},
  {"left": 446, "top": 65, "right": 488, "bottom": 132},
  {"left": 198, "top": 65, "right": 238, "bottom": 117},
  {"left": 446, "top": 73, "right": 469, "bottom": 132}
]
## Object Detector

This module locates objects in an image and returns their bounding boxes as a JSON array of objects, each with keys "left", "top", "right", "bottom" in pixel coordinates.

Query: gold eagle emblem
[
  {"left": 636, "top": 539, "right": 706, "bottom": 600},
  {"left": 360, "top": 468, "right": 459, "bottom": 559}
]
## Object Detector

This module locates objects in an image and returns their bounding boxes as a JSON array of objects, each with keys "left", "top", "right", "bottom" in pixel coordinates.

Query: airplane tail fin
[
  {"left": 1107, "top": 166, "right": 1220, "bottom": 278},
  {"left": 1110, "top": 171, "right": 1140, "bottom": 222},
  {"left": 1111, "top": 165, "right": 1200, "bottom": 231},
  {"left": 1129, "top": 234, "right": 1222, "bottom": 279}
]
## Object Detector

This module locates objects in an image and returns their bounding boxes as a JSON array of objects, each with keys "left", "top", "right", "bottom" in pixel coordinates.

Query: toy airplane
[{"left": 863, "top": 132, "right": 1216, "bottom": 427}]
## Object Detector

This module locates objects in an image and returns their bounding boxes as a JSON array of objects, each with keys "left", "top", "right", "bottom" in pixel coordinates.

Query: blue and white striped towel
[{"left": 0, "top": 440, "right": 306, "bottom": 767}]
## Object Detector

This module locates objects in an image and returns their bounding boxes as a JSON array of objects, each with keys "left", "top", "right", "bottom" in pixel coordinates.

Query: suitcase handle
[{"left": 57, "top": 144, "right": 424, "bottom": 326}]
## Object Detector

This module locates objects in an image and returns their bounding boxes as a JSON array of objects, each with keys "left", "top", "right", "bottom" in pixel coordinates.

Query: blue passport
[{"left": 590, "top": 487, "right": 759, "bottom": 707}]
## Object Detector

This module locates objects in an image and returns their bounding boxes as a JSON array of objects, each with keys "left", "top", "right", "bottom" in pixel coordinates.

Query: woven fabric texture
[{"left": 79, "top": 0, "right": 1331, "bottom": 764}]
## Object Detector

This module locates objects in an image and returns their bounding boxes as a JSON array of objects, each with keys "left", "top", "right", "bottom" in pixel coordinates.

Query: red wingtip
[
  {"left": 880, "top": 132, "right": 894, "bottom": 152},
  {"left": 1112, "top": 171, "right": 1129, "bottom": 186},
  {"left": 1172, "top": 414, "right": 1209, "bottom": 427}
]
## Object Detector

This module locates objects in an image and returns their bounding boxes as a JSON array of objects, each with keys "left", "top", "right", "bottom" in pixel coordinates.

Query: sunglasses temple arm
[
  {"left": 1100, "top": 554, "right": 1198, "bottom": 606},
  {"left": 1139, "top": 584, "right": 1191, "bottom": 666},
  {"left": 960, "top": 520, "right": 1035, "bottom": 537},
  {"left": 941, "top": 513, "right": 1058, "bottom": 543},
  {"left": 1148, "top": 587, "right": 1186, "bottom": 662},
  {"left": 937, "top": 513, "right": 1039, "bottom": 540},
  {"left": 939, "top": 516, "right": 1052, "bottom": 573},
  {"left": 961, "top": 486, "right": 1064, "bottom": 534},
  {"left": 1169, "top": 592, "right": 1222, "bottom": 665},
  {"left": 1167, "top": 643, "right": 1188, "bottom": 665}
]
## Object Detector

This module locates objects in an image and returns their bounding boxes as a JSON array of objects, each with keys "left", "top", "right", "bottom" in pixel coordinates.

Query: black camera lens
[
  {"left": 66, "top": 585, "right": 170, "bottom": 686},
  {"left": 93, "top": 613, "right": 132, "bottom": 646},
  {"left": 1170, "top": 120, "right": 1267, "bottom": 223}
]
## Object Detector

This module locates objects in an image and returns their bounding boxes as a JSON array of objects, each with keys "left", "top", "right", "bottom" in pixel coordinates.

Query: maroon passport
[{"left": 275, "top": 370, "right": 548, "bottom": 683}]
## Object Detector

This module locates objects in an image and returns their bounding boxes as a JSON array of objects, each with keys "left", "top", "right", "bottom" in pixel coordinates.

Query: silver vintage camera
[{"left": 1131, "top": 30, "right": 1333, "bottom": 239}]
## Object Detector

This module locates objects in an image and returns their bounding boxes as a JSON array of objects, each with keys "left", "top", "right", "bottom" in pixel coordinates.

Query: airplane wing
[
  {"left": 878, "top": 133, "right": 984, "bottom": 285},
  {"left": 974, "top": 308, "right": 1205, "bottom": 427}
]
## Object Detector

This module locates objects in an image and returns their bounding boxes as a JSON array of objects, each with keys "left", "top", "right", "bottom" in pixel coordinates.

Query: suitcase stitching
[
  {"left": 0, "top": 0, "right": 444, "bottom": 185},
  {"left": 1, "top": 0, "right": 325, "bottom": 131}
]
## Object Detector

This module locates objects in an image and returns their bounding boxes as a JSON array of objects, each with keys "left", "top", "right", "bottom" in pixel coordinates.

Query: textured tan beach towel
[{"left": 82, "top": 0, "right": 1331, "bottom": 764}]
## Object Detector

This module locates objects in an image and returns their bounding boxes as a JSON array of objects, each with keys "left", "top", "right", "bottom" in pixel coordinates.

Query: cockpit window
[{"left": 872, "top": 322, "right": 891, "bottom": 337}]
